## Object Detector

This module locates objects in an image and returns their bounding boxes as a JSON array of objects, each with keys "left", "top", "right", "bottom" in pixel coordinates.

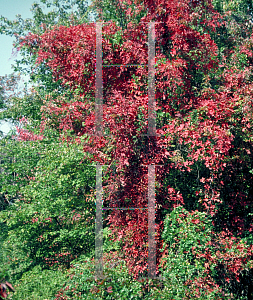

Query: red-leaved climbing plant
[{"left": 18, "top": 0, "right": 253, "bottom": 295}]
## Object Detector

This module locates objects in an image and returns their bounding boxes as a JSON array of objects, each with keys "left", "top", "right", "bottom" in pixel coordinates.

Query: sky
[
  {"left": 0, "top": 0, "right": 37, "bottom": 76},
  {"left": 0, "top": 0, "right": 95, "bottom": 136}
]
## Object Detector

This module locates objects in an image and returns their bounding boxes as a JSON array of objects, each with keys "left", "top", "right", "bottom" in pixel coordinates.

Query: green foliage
[
  {"left": 0, "top": 136, "right": 49, "bottom": 200},
  {"left": 158, "top": 206, "right": 253, "bottom": 299},
  {"left": 212, "top": 0, "right": 253, "bottom": 16},
  {"left": 0, "top": 221, "right": 10, "bottom": 283},
  {"left": 89, "top": 0, "right": 148, "bottom": 30},
  {"left": 11, "top": 265, "right": 68, "bottom": 300},
  {"left": 54, "top": 255, "right": 160, "bottom": 300},
  {"left": 102, "top": 227, "right": 122, "bottom": 254},
  {"left": 158, "top": 206, "right": 224, "bottom": 299},
  {"left": 212, "top": 0, "right": 253, "bottom": 57},
  {"left": 0, "top": 138, "right": 96, "bottom": 281},
  {"left": 0, "top": 74, "right": 21, "bottom": 112}
]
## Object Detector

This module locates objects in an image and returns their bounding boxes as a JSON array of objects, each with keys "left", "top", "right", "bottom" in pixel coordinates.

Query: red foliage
[
  {"left": 14, "top": 117, "right": 44, "bottom": 141},
  {"left": 19, "top": 0, "right": 253, "bottom": 294}
]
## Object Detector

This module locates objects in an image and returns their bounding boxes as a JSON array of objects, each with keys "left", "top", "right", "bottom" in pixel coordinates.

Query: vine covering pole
[{"left": 93, "top": 17, "right": 164, "bottom": 280}]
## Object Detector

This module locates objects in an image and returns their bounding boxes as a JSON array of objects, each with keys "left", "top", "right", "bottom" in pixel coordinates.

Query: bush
[
  {"left": 0, "top": 139, "right": 96, "bottom": 279},
  {"left": 10, "top": 265, "right": 67, "bottom": 300},
  {"left": 54, "top": 254, "right": 160, "bottom": 300},
  {"left": 157, "top": 206, "right": 226, "bottom": 299}
]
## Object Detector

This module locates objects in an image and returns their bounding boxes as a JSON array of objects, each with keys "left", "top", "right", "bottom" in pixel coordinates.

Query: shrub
[{"left": 9, "top": 265, "right": 67, "bottom": 300}]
